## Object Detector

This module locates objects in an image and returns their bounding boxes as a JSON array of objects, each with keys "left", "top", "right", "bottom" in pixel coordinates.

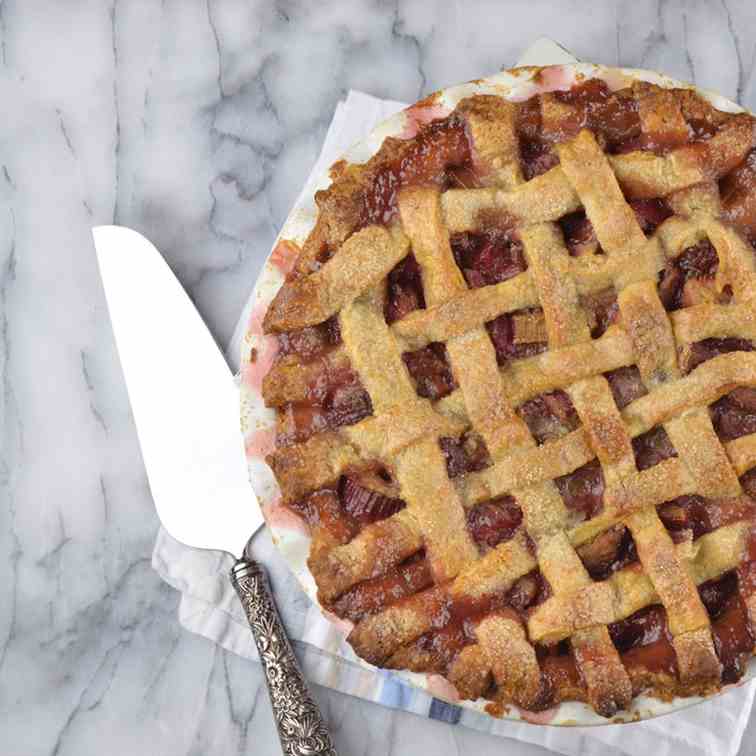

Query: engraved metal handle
[{"left": 231, "top": 559, "right": 338, "bottom": 756}]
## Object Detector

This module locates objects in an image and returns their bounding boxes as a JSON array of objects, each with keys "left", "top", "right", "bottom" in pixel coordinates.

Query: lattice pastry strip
[
  {"left": 264, "top": 224, "right": 409, "bottom": 331},
  {"left": 625, "top": 507, "right": 721, "bottom": 683},
  {"left": 565, "top": 373, "right": 721, "bottom": 685},
  {"left": 443, "top": 522, "right": 752, "bottom": 705},
  {"left": 398, "top": 186, "right": 532, "bottom": 455},
  {"left": 398, "top": 183, "right": 558, "bottom": 704},
  {"left": 339, "top": 282, "right": 479, "bottom": 583},
  {"left": 665, "top": 409, "right": 742, "bottom": 498},
  {"left": 505, "top": 215, "right": 633, "bottom": 712}
]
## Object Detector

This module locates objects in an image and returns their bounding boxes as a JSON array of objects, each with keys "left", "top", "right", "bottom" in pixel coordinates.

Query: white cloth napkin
[{"left": 153, "top": 81, "right": 756, "bottom": 756}]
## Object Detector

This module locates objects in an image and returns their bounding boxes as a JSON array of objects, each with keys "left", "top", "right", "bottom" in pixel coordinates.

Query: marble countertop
[{"left": 4, "top": 1, "right": 756, "bottom": 754}]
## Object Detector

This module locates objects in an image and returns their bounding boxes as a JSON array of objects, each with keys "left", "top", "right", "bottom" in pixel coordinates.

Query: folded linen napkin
[{"left": 153, "top": 51, "right": 756, "bottom": 756}]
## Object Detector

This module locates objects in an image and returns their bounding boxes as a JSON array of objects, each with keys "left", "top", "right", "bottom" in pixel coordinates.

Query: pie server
[{"left": 93, "top": 225, "right": 337, "bottom": 756}]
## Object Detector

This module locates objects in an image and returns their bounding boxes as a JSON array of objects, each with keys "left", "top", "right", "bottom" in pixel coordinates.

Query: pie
[{"left": 258, "top": 70, "right": 756, "bottom": 718}]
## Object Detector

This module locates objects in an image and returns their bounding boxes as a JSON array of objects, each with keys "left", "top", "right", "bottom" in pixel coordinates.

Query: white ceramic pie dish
[{"left": 238, "top": 61, "right": 754, "bottom": 725}]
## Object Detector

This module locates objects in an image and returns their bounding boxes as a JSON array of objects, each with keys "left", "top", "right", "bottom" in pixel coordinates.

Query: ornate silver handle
[{"left": 231, "top": 559, "right": 338, "bottom": 756}]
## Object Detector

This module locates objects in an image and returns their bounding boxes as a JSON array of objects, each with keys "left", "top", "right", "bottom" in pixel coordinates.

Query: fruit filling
[
  {"left": 276, "top": 372, "right": 372, "bottom": 446},
  {"left": 362, "top": 116, "right": 472, "bottom": 226},
  {"left": 657, "top": 239, "right": 719, "bottom": 310},
  {"left": 339, "top": 474, "right": 405, "bottom": 526},
  {"left": 558, "top": 199, "right": 670, "bottom": 258},
  {"left": 687, "top": 338, "right": 755, "bottom": 372},
  {"left": 402, "top": 342, "right": 457, "bottom": 400},
  {"left": 385, "top": 254, "right": 425, "bottom": 324},
  {"left": 580, "top": 287, "right": 619, "bottom": 339},
  {"left": 332, "top": 553, "right": 432, "bottom": 622},
  {"left": 721, "top": 148, "right": 756, "bottom": 239},
  {"left": 577, "top": 525, "right": 638, "bottom": 581},
  {"left": 440, "top": 432, "right": 491, "bottom": 478},
  {"left": 710, "top": 388, "right": 756, "bottom": 441},
  {"left": 486, "top": 308, "right": 548, "bottom": 364},
  {"left": 517, "top": 390, "right": 580, "bottom": 444},
  {"left": 605, "top": 365, "right": 648, "bottom": 409},
  {"left": 276, "top": 316, "right": 341, "bottom": 360},
  {"left": 704, "top": 571, "right": 756, "bottom": 683},
  {"left": 450, "top": 230, "right": 527, "bottom": 288},
  {"left": 657, "top": 495, "right": 755, "bottom": 540},
  {"left": 609, "top": 605, "right": 677, "bottom": 676},
  {"left": 466, "top": 496, "right": 523, "bottom": 551},
  {"left": 632, "top": 426, "right": 677, "bottom": 471},
  {"left": 555, "top": 460, "right": 605, "bottom": 521}
]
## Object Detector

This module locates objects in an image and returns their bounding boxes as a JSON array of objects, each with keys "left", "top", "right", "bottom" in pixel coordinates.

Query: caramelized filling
[
  {"left": 605, "top": 365, "right": 648, "bottom": 410},
  {"left": 700, "top": 571, "right": 740, "bottom": 619},
  {"left": 580, "top": 287, "right": 619, "bottom": 339},
  {"left": 710, "top": 388, "right": 756, "bottom": 441},
  {"left": 332, "top": 552, "right": 432, "bottom": 622},
  {"left": 631, "top": 198, "right": 674, "bottom": 234},
  {"left": 552, "top": 79, "right": 642, "bottom": 151},
  {"left": 445, "top": 164, "right": 482, "bottom": 190},
  {"left": 402, "top": 342, "right": 457, "bottom": 400},
  {"left": 276, "top": 370, "right": 372, "bottom": 447},
  {"left": 609, "top": 605, "right": 677, "bottom": 676},
  {"left": 362, "top": 115, "right": 472, "bottom": 225},
  {"left": 559, "top": 211, "right": 600, "bottom": 257},
  {"left": 276, "top": 316, "right": 341, "bottom": 360},
  {"left": 516, "top": 96, "right": 552, "bottom": 180},
  {"left": 289, "top": 488, "right": 355, "bottom": 543},
  {"left": 440, "top": 432, "right": 491, "bottom": 478},
  {"left": 555, "top": 460, "right": 605, "bottom": 521},
  {"left": 517, "top": 390, "right": 580, "bottom": 444},
  {"left": 413, "top": 621, "right": 473, "bottom": 670},
  {"left": 657, "top": 495, "right": 754, "bottom": 540},
  {"left": 721, "top": 148, "right": 756, "bottom": 238},
  {"left": 486, "top": 308, "right": 548, "bottom": 365},
  {"left": 466, "top": 496, "right": 523, "bottom": 551},
  {"left": 558, "top": 199, "right": 670, "bottom": 258},
  {"left": 539, "top": 649, "right": 582, "bottom": 702},
  {"left": 658, "top": 239, "right": 719, "bottom": 311},
  {"left": 578, "top": 525, "right": 638, "bottom": 581},
  {"left": 507, "top": 569, "right": 552, "bottom": 612},
  {"left": 518, "top": 80, "right": 643, "bottom": 179},
  {"left": 742, "top": 468, "right": 756, "bottom": 499},
  {"left": 385, "top": 254, "right": 425, "bottom": 324},
  {"left": 632, "top": 426, "right": 677, "bottom": 471},
  {"left": 339, "top": 474, "right": 405, "bottom": 526},
  {"left": 687, "top": 337, "right": 755, "bottom": 372},
  {"left": 706, "top": 571, "right": 756, "bottom": 683},
  {"left": 450, "top": 230, "right": 527, "bottom": 288}
]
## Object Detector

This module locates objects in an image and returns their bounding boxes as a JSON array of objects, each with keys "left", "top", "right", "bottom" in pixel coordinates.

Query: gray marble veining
[{"left": 3, "top": 1, "right": 756, "bottom": 754}]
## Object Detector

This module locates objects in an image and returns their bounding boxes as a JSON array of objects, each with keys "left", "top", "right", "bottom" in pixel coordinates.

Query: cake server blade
[
  {"left": 93, "top": 225, "right": 261, "bottom": 558},
  {"left": 94, "top": 226, "right": 338, "bottom": 754}
]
